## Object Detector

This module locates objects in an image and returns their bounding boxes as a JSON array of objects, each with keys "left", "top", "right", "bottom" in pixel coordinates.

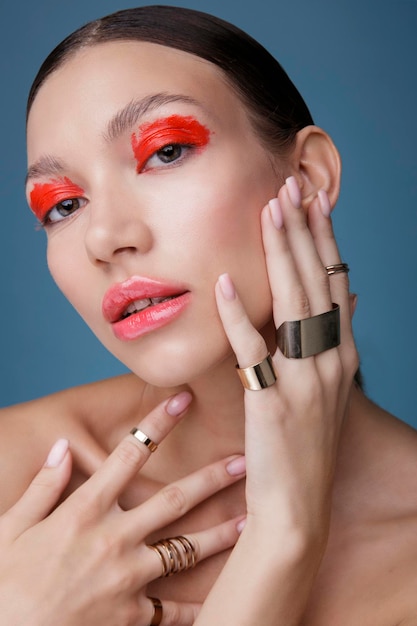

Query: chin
[{"left": 104, "top": 332, "right": 228, "bottom": 388}]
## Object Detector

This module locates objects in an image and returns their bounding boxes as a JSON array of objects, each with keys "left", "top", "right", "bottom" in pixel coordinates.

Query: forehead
[{"left": 27, "top": 41, "right": 250, "bottom": 157}]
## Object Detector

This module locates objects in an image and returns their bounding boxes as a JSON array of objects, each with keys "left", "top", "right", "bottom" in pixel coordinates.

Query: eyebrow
[{"left": 26, "top": 92, "right": 203, "bottom": 184}]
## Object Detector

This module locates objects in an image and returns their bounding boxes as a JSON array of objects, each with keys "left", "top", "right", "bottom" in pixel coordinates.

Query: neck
[{"left": 165, "top": 318, "right": 278, "bottom": 471}]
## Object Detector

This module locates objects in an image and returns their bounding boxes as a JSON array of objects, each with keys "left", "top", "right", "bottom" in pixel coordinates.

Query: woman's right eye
[{"left": 43, "top": 197, "right": 86, "bottom": 226}]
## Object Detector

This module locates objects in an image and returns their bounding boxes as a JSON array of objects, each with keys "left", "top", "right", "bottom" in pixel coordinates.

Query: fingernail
[
  {"left": 268, "top": 198, "right": 283, "bottom": 229},
  {"left": 226, "top": 455, "right": 246, "bottom": 476},
  {"left": 236, "top": 517, "right": 247, "bottom": 533},
  {"left": 166, "top": 391, "right": 193, "bottom": 416},
  {"left": 44, "top": 438, "right": 69, "bottom": 468},
  {"left": 285, "top": 176, "right": 302, "bottom": 208},
  {"left": 318, "top": 189, "right": 332, "bottom": 217},
  {"left": 218, "top": 273, "right": 236, "bottom": 301}
]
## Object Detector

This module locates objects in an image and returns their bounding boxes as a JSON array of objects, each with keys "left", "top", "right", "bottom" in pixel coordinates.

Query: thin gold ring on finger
[
  {"left": 325, "top": 263, "right": 349, "bottom": 276},
  {"left": 129, "top": 428, "right": 158, "bottom": 453},
  {"left": 147, "top": 596, "right": 163, "bottom": 626},
  {"left": 236, "top": 353, "right": 277, "bottom": 391},
  {"left": 276, "top": 303, "right": 340, "bottom": 359}
]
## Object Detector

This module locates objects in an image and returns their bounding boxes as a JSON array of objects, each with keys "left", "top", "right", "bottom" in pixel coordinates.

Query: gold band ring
[
  {"left": 148, "top": 597, "right": 163, "bottom": 626},
  {"left": 326, "top": 263, "right": 349, "bottom": 276},
  {"left": 236, "top": 353, "right": 277, "bottom": 391},
  {"left": 276, "top": 303, "right": 340, "bottom": 359},
  {"left": 149, "top": 535, "right": 197, "bottom": 577},
  {"left": 130, "top": 428, "right": 158, "bottom": 453}
]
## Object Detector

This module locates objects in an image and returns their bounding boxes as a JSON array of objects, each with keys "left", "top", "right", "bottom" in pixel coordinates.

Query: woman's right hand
[{"left": 0, "top": 391, "right": 245, "bottom": 626}]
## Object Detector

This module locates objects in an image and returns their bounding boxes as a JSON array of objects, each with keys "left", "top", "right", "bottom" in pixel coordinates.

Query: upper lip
[{"left": 102, "top": 275, "right": 189, "bottom": 323}]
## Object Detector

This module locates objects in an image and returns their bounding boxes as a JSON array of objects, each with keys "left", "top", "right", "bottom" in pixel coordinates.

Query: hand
[
  {"left": 202, "top": 177, "right": 358, "bottom": 624},
  {"left": 0, "top": 392, "right": 245, "bottom": 626}
]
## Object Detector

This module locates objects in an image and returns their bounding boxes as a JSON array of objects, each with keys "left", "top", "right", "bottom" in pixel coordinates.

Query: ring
[
  {"left": 236, "top": 353, "right": 277, "bottom": 391},
  {"left": 276, "top": 303, "right": 340, "bottom": 358},
  {"left": 325, "top": 263, "right": 349, "bottom": 276},
  {"left": 148, "top": 597, "right": 163, "bottom": 626},
  {"left": 130, "top": 428, "right": 158, "bottom": 453},
  {"left": 149, "top": 535, "right": 197, "bottom": 577}
]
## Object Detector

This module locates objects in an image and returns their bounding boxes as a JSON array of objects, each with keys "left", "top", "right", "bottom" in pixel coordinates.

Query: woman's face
[{"left": 26, "top": 41, "right": 281, "bottom": 385}]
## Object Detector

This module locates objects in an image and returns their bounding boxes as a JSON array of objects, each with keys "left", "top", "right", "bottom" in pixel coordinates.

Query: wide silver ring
[{"left": 276, "top": 303, "right": 340, "bottom": 358}]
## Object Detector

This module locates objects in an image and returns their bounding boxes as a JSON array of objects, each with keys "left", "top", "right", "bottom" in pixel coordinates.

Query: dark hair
[
  {"left": 27, "top": 4, "right": 314, "bottom": 156},
  {"left": 27, "top": 5, "right": 364, "bottom": 389}
]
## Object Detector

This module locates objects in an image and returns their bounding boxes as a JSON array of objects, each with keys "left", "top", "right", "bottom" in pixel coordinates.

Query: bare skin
[
  {"left": 2, "top": 39, "right": 416, "bottom": 625},
  {"left": 1, "top": 375, "right": 417, "bottom": 625}
]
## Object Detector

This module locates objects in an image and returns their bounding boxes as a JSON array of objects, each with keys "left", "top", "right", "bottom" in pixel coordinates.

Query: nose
[{"left": 84, "top": 185, "right": 153, "bottom": 265}]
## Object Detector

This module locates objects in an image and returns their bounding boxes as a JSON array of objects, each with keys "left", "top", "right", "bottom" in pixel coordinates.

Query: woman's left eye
[{"left": 144, "top": 144, "right": 190, "bottom": 170}]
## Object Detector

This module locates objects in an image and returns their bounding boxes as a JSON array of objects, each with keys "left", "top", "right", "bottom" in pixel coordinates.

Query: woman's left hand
[{"left": 197, "top": 176, "right": 358, "bottom": 625}]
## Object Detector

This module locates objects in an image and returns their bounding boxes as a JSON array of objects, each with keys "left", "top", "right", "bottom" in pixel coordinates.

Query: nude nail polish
[
  {"left": 285, "top": 176, "right": 302, "bottom": 208},
  {"left": 318, "top": 189, "right": 332, "bottom": 217}
]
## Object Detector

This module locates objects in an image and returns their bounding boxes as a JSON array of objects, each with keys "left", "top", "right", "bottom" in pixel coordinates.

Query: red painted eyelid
[
  {"left": 29, "top": 177, "right": 85, "bottom": 221},
  {"left": 131, "top": 114, "right": 212, "bottom": 171}
]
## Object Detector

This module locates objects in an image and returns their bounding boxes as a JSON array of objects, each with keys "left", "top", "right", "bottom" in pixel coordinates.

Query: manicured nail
[
  {"left": 218, "top": 273, "right": 236, "bottom": 301},
  {"left": 268, "top": 197, "right": 283, "bottom": 229},
  {"left": 285, "top": 176, "right": 302, "bottom": 208},
  {"left": 166, "top": 391, "right": 193, "bottom": 416},
  {"left": 44, "top": 438, "right": 69, "bottom": 468},
  {"left": 236, "top": 517, "right": 247, "bottom": 533},
  {"left": 226, "top": 455, "right": 246, "bottom": 476},
  {"left": 318, "top": 189, "right": 332, "bottom": 217}
]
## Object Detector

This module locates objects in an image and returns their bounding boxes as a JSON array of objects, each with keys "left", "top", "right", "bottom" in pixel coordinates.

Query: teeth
[{"left": 121, "top": 296, "right": 174, "bottom": 319}]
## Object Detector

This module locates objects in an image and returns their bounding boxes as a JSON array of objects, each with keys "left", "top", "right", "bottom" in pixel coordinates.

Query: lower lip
[{"left": 111, "top": 292, "right": 191, "bottom": 341}]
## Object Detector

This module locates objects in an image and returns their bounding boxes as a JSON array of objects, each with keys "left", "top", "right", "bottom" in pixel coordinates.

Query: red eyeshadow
[
  {"left": 30, "top": 177, "right": 85, "bottom": 221},
  {"left": 131, "top": 114, "right": 211, "bottom": 172}
]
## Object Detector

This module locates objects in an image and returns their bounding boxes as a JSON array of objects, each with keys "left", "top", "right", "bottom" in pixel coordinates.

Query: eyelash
[
  {"left": 40, "top": 197, "right": 87, "bottom": 228},
  {"left": 137, "top": 142, "right": 194, "bottom": 173}
]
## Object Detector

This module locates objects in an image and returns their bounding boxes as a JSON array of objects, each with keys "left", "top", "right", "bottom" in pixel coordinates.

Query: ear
[{"left": 287, "top": 125, "right": 341, "bottom": 210}]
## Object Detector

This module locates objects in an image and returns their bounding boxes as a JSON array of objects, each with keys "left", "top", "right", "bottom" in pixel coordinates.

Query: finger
[
  {"left": 264, "top": 177, "right": 332, "bottom": 326},
  {"left": 123, "top": 454, "right": 246, "bottom": 541},
  {"left": 307, "top": 190, "right": 350, "bottom": 320},
  {"left": 3, "top": 439, "right": 72, "bottom": 538},
  {"left": 215, "top": 274, "right": 268, "bottom": 368},
  {"left": 154, "top": 600, "right": 201, "bottom": 626},
  {"left": 68, "top": 392, "right": 192, "bottom": 513},
  {"left": 307, "top": 192, "right": 358, "bottom": 375},
  {"left": 140, "top": 516, "right": 244, "bottom": 581}
]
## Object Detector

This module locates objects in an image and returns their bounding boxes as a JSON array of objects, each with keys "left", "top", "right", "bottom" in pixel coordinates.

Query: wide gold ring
[
  {"left": 276, "top": 303, "right": 340, "bottom": 358},
  {"left": 149, "top": 535, "right": 197, "bottom": 577},
  {"left": 130, "top": 428, "right": 158, "bottom": 453},
  {"left": 236, "top": 353, "right": 277, "bottom": 391},
  {"left": 148, "top": 597, "right": 163, "bottom": 626}
]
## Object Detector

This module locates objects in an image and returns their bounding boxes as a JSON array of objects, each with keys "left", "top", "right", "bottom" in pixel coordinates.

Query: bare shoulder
[
  {"left": 304, "top": 394, "right": 417, "bottom": 625},
  {"left": 0, "top": 373, "right": 147, "bottom": 512}
]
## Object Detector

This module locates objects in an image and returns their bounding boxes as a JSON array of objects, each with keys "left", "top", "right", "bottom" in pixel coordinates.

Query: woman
[{"left": 1, "top": 5, "right": 416, "bottom": 625}]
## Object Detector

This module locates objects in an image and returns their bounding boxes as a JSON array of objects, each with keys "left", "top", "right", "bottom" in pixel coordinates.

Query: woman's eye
[
  {"left": 45, "top": 197, "right": 86, "bottom": 225},
  {"left": 144, "top": 144, "right": 189, "bottom": 170}
]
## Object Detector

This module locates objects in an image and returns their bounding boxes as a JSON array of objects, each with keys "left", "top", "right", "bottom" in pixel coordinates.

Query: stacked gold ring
[
  {"left": 149, "top": 535, "right": 197, "bottom": 577},
  {"left": 325, "top": 262, "right": 349, "bottom": 276}
]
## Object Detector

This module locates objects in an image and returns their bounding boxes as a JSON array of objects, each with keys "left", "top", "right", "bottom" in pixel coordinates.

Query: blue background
[{"left": 0, "top": 1, "right": 416, "bottom": 427}]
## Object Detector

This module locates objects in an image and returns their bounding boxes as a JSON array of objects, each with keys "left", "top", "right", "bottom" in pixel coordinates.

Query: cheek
[{"left": 46, "top": 237, "right": 91, "bottom": 314}]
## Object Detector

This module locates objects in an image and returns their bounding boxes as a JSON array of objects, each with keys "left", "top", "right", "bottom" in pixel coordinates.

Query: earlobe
[{"left": 290, "top": 125, "right": 341, "bottom": 210}]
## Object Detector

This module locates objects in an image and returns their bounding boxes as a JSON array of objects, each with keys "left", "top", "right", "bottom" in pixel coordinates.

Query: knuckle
[
  {"left": 95, "top": 530, "right": 120, "bottom": 556},
  {"left": 167, "top": 602, "right": 182, "bottom": 626},
  {"left": 287, "top": 288, "right": 310, "bottom": 319},
  {"left": 116, "top": 439, "right": 147, "bottom": 469},
  {"left": 203, "top": 465, "right": 223, "bottom": 492},
  {"left": 160, "top": 484, "right": 187, "bottom": 515},
  {"left": 118, "top": 602, "right": 139, "bottom": 626}
]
